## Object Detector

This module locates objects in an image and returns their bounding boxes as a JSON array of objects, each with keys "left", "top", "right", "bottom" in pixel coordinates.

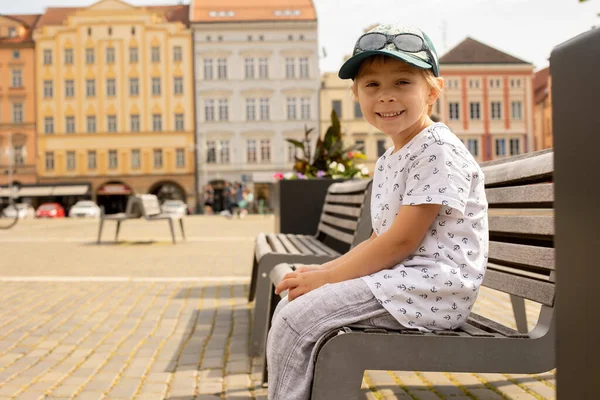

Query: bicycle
[{"left": 0, "top": 196, "right": 19, "bottom": 230}]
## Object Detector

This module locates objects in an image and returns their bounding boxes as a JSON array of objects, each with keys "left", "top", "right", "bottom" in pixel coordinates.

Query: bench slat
[
  {"left": 468, "top": 313, "right": 529, "bottom": 338},
  {"left": 486, "top": 183, "right": 554, "bottom": 205},
  {"left": 489, "top": 242, "right": 555, "bottom": 271},
  {"left": 302, "top": 235, "right": 341, "bottom": 257},
  {"left": 457, "top": 322, "right": 496, "bottom": 337},
  {"left": 320, "top": 214, "right": 359, "bottom": 231},
  {"left": 276, "top": 234, "right": 301, "bottom": 255},
  {"left": 322, "top": 204, "right": 362, "bottom": 218},
  {"left": 297, "top": 236, "right": 329, "bottom": 256},
  {"left": 482, "top": 150, "right": 553, "bottom": 186},
  {"left": 327, "top": 179, "right": 371, "bottom": 194},
  {"left": 324, "top": 193, "right": 366, "bottom": 206},
  {"left": 483, "top": 264, "right": 555, "bottom": 306},
  {"left": 286, "top": 234, "right": 314, "bottom": 255},
  {"left": 266, "top": 233, "right": 287, "bottom": 254},
  {"left": 488, "top": 215, "right": 554, "bottom": 236},
  {"left": 317, "top": 222, "right": 354, "bottom": 245}
]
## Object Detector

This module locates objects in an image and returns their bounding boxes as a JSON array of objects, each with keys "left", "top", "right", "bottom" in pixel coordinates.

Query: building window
[
  {"left": 260, "top": 139, "right": 271, "bottom": 163},
  {"left": 218, "top": 99, "right": 228, "bottom": 121},
  {"left": 205, "top": 99, "right": 215, "bottom": 121},
  {"left": 129, "top": 47, "right": 138, "bottom": 63},
  {"left": 377, "top": 139, "right": 387, "bottom": 157},
  {"left": 510, "top": 138, "right": 520, "bottom": 156},
  {"left": 468, "top": 79, "right": 480, "bottom": 89},
  {"left": 87, "top": 116, "right": 96, "bottom": 133},
  {"left": 174, "top": 77, "right": 183, "bottom": 95},
  {"left": 151, "top": 77, "right": 161, "bottom": 95},
  {"left": 175, "top": 113, "right": 184, "bottom": 131},
  {"left": 220, "top": 140, "right": 230, "bottom": 163},
  {"left": 259, "top": 57, "right": 268, "bottom": 78},
  {"left": 106, "top": 79, "right": 116, "bottom": 97},
  {"left": 8, "top": 27, "right": 17, "bottom": 38},
  {"left": 129, "top": 78, "right": 139, "bottom": 96},
  {"left": 173, "top": 46, "right": 182, "bottom": 62},
  {"left": 108, "top": 150, "right": 118, "bottom": 169},
  {"left": 245, "top": 58, "right": 255, "bottom": 79},
  {"left": 300, "top": 97, "right": 311, "bottom": 120},
  {"left": 355, "top": 139, "right": 366, "bottom": 155},
  {"left": 217, "top": 58, "right": 227, "bottom": 79},
  {"left": 489, "top": 78, "right": 501, "bottom": 89},
  {"left": 14, "top": 146, "right": 25, "bottom": 165},
  {"left": 204, "top": 58, "right": 213, "bottom": 80},
  {"left": 43, "top": 80, "right": 53, "bottom": 98},
  {"left": 11, "top": 69, "right": 22, "bottom": 88},
  {"left": 467, "top": 139, "right": 479, "bottom": 156},
  {"left": 260, "top": 98, "right": 270, "bottom": 120},
  {"left": 495, "top": 138, "right": 506, "bottom": 156},
  {"left": 153, "top": 149, "right": 163, "bottom": 168},
  {"left": 131, "top": 149, "right": 141, "bottom": 169},
  {"left": 86, "top": 48, "right": 95, "bottom": 64},
  {"left": 176, "top": 148, "right": 185, "bottom": 168},
  {"left": 65, "top": 116, "right": 75, "bottom": 133},
  {"left": 88, "top": 151, "right": 97, "bottom": 170},
  {"left": 446, "top": 79, "right": 459, "bottom": 89},
  {"left": 86, "top": 79, "right": 96, "bottom": 97},
  {"left": 285, "top": 57, "right": 295, "bottom": 78},
  {"left": 332, "top": 100, "right": 342, "bottom": 118},
  {"left": 246, "top": 98, "right": 256, "bottom": 121},
  {"left": 510, "top": 78, "right": 522, "bottom": 89},
  {"left": 13, "top": 50, "right": 20, "bottom": 59},
  {"left": 511, "top": 101, "right": 522, "bottom": 120},
  {"left": 287, "top": 97, "right": 297, "bottom": 120},
  {"left": 66, "top": 151, "right": 76, "bottom": 171},
  {"left": 44, "top": 117, "right": 54, "bottom": 134},
  {"left": 299, "top": 57, "right": 309, "bottom": 78},
  {"left": 206, "top": 140, "right": 217, "bottom": 163},
  {"left": 354, "top": 102, "right": 363, "bottom": 118},
  {"left": 12, "top": 103, "right": 23, "bottom": 124},
  {"left": 43, "top": 49, "right": 52, "bottom": 65},
  {"left": 152, "top": 114, "right": 162, "bottom": 132},
  {"left": 288, "top": 142, "right": 297, "bottom": 162},
  {"left": 107, "top": 115, "right": 117, "bottom": 132},
  {"left": 447, "top": 102, "right": 460, "bottom": 120},
  {"left": 45, "top": 152, "right": 54, "bottom": 171},
  {"left": 130, "top": 114, "right": 140, "bottom": 132},
  {"left": 491, "top": 101, "right": 502, "bottom": 120},
  {"left": 151, "top": 46, "right": 160, "bottom": 63},
  {"left": 469, "top": 102, "right": 481, "bottom": 120},
  {"left": 65, "top": 80, "right": 75, "bottom": 97},
  {"left": 106, "top": 47, "right": 115, "bottom": 64},
  {"left": 247, "top": 139, "right": 257, "bottom": 163},
  {"left": 64, "top": 48, "right": 73, "bottom": 65}
]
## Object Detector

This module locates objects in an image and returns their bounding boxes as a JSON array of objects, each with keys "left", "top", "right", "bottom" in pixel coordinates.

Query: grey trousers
[{"left": 266, "top": 278, "right": 405, "bottom": 400}]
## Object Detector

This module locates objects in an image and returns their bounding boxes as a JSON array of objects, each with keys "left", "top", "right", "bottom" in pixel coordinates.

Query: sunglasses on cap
[{"left": 354, "top": 32, "right": 430, "bottom": 55}]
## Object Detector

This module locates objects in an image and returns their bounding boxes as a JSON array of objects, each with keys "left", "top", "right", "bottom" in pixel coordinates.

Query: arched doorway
[
  {"left": 96, "top": 181, "right": 133, "bottom": 214},
  {"left": 148, "top": 181, "right": 186, "bottom": 204}
]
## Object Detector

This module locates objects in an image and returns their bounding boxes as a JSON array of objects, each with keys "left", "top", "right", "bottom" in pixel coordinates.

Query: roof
[
  {"left": 0, "top": 14, "right": 41, "bottom": 44},
  {"left": 440, "top": 37, "right": 531, "bottom": 65},
  {"left": 191, "top": 0, "right": 316, "bottom": 23},
  {"left": 534, "top": 66, "right": 550, "bottom": 104},
  {"left": 36, "top": 4, "right": 189, "bottom": 29}
]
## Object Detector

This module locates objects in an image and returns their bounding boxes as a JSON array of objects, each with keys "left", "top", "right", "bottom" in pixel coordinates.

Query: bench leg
[
  {"left": 168, "top": 219, "right": 176, "bottom": 244},
  {"left": 179, "top": 219, "right": 186, "bottom": 241},
  {"left": 248, "top": 256, "right": 259, "bottom": 302},
  {"left": 261, "top": 286, "right": 283, "bottom": 384},
  {"left": 311, "top": 352, "right": 366, "bottom": 400},
  {"left": 97, "top": 218, "right": 105, "bottom": 244},
  {"left": 115, "top": 220, "right": 121, "bottom": 242},
  {"left": 250, "top": 261, "right": 280, "bottom": 356},
  {"left": 510, "top": 294, "right": 528, "bottom": 333}
]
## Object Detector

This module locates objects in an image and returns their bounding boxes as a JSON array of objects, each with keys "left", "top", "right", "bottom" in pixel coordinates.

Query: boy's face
[{"left": 354, "top": 58, "right": 437, "bottom": 140}]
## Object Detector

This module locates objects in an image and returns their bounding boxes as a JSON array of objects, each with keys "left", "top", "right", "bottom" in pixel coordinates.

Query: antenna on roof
[{"left": 440, "top": 20, "right": 448, "bottom": 52}]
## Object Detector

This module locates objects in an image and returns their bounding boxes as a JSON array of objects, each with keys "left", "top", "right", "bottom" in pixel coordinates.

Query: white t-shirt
[{"left": 361, "top": 123, "right": 489, "bottom": 331}]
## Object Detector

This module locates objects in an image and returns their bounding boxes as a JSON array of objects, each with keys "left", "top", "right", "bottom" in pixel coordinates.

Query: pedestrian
[
  {"left": 203, "top": 184, "right": 214, "bottom": 215},
  {"left": 266, "top": 23, "right": 489, "bottom": 400}
]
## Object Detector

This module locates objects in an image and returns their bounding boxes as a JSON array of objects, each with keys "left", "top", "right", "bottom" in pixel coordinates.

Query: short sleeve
[{"left": 402, "top": 142, "right": 473, "bottom": 215}]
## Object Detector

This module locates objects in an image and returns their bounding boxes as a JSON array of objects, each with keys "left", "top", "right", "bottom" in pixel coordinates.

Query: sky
[{"left": 2, "top": 0, "right": 598, "bottom": 73}]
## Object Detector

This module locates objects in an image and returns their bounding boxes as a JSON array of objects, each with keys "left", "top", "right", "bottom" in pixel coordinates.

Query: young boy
[{"left": 267, "top": 23, "right": 488, "bottom": 400}]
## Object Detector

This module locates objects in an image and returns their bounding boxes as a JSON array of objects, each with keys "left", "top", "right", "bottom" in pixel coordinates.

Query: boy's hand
[
  {"left": 295, "top": 264, "right": 322, "bottom": 273},
  {"left": 275, "top": 270, "right": 331, "bottom": 301}
]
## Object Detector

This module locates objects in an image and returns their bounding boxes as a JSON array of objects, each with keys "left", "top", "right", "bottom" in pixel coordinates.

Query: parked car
[
  {"left": 161, "top": 200, "right": 188, "bottom": 217},
  {"left": 68, "top": 200, "right": 101, "bottom": 218},
  {"left": 36, "top": 203, "right": 65, "bottom": 218},
  {"left": 2, "top": 203, "right": 35, "bottom": 219}
]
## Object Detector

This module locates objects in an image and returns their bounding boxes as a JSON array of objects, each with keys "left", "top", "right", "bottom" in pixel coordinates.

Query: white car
[
  {"left": 161, "top": 200, "right": 188, "bottom": 217},
  {"left": 68, "top": 200, "right": 101, "bottom": 218},
  {"left": 2, "top": 203, "right": 35, "bottom": 219}
]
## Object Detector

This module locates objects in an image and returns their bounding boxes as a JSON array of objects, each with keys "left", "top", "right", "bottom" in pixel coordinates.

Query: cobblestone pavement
[{"left": 0, "top": 216, "right": 555, "bottom": 399}]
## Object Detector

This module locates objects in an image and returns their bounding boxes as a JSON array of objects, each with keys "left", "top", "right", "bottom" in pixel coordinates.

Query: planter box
[{"left": 271, "top": 179, "right": 343, "bottom": 235}]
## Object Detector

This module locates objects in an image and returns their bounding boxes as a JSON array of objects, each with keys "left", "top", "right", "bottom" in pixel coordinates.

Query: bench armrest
[{"left": 269, "top": 263, "right": 296, "bottom": 299}]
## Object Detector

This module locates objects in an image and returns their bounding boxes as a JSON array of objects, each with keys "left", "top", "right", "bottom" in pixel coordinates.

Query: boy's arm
[{"left": 313, "top": 231, "right": 377, "bottom": 270}]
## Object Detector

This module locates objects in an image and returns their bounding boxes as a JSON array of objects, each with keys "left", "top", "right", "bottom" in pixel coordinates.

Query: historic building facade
[
  {"left": 33, "top": 0, "right": 195, "bottom": 213},
  {"left": 533, "top": 66, "right": 553, "bottom": 151}
]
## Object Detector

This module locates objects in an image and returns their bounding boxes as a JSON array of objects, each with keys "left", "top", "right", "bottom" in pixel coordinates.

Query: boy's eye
[
  {"left": 397, "top": 80, "right": 410, "bottom": 85},
  {"left": 365, "top": 82, "right": 378, "bottom": 87}
]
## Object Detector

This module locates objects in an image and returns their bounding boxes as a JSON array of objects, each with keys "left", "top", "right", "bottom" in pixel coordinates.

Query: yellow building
[
  {"left": 33, "top": 0, "right": 195, "bottom": 213},
  {"left": 0, "top": 14, "right": 40, "bottom": 190},
  {"left": 533, "top": 67, "right": 553, "bottom": 151}
]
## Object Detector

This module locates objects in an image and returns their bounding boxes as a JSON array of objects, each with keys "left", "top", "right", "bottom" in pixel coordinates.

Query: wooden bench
[
  {"left": 248, "top": 178, "right": 373, "bottom": 357},
  {"left": 267, "top": 149, "right": 555, "bottom": 399},
  {"left": 97, "top": 194, "right": 186, "bottom": 244}
]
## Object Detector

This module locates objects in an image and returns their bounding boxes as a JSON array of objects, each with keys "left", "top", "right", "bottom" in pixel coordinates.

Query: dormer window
[{"left": 8, "top": 27, "right": 17, "bottom": 38}]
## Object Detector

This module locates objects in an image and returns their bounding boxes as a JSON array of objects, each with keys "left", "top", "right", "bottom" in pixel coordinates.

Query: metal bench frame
[
  {"left": 248, "top": 179, "right": 373, "bottom": 357},
  {"left": 267, "top": 149, "right": 556, "bottom": 399}
]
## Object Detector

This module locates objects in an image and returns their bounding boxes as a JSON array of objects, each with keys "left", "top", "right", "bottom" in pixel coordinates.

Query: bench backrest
[
  {"left": 480, "top": 149, "right": 555, "bottom": 323},
  {"left": 315, "top": 179, "right": 373, "bottom": 254},
  {"left": 136, "top": 194, "right": 162, "bottom": 218}
]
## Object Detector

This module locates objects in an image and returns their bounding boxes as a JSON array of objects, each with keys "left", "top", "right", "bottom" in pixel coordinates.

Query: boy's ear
[{"left": 427, "top": 77, "right": 444, "bottom": 105}]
